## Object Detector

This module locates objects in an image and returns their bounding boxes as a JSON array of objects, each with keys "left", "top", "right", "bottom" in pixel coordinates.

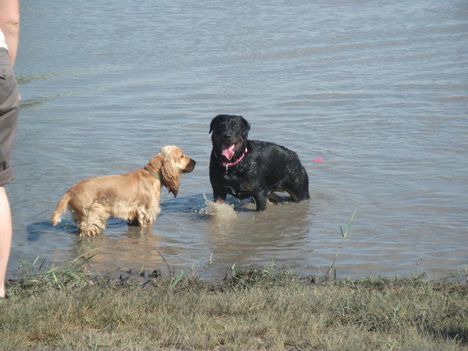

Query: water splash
[{"left": 197, "top": 194, "right": 237, "bottom": 220}]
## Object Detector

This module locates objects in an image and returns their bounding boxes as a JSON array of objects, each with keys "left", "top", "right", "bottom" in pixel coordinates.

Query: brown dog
[{"left": 51, "top": 146, "right": 195, "bottom": 236}]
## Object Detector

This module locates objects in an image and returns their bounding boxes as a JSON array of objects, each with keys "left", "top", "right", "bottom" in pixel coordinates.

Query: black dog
[{"left": 209, "top": 114, "right": 310, "bottom": 211}]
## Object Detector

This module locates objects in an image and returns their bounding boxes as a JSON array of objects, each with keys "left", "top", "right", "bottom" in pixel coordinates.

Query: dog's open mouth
[{"left": 222, "top": 144, "right": 237, "bottom": 160}]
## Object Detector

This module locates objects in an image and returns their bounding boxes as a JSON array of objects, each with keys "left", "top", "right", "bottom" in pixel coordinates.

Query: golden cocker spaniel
[{"left": 51, "top": 145, "right": 195, "bottom": 236}]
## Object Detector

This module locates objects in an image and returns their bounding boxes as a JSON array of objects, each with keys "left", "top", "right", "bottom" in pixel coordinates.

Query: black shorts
[{"left": 0, "top": 47, "right": 20, "bottom": 186}]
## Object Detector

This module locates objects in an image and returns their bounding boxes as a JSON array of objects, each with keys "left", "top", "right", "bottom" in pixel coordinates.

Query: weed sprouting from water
[{"left": 327, "top": 209, "right": 358, "bottom": 281}]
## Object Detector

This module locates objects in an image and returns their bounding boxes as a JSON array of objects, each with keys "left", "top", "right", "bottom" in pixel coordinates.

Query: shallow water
[{"left": 7, "top": 0, "right": 468, "bottom": 279}]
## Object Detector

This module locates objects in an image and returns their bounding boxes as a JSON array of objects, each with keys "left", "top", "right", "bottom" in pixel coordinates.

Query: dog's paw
[{"left": 78, "top": 225, "right": 103, "bottom": 237}]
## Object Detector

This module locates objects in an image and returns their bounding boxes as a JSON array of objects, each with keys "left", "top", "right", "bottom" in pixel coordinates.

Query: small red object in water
[{"left": 313, "top": 158, "right": 324, "bottom": 164}]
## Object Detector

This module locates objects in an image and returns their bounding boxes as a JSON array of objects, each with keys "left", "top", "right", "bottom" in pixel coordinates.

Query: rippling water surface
[{"left": 8, "top": 0, "right": 468, "bottom": 279}]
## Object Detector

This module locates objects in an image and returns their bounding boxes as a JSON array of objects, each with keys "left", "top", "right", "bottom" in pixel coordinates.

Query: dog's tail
[{"left": 51, "top": 192, "right": 71, "bottom": 226}]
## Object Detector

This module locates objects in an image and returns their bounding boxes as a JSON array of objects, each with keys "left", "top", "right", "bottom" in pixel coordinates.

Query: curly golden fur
[{"left": 51, "top": 146, "right": 195, "bottom": 236}]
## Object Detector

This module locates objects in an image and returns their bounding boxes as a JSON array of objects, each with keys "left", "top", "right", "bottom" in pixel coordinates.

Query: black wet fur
[{"left": 209, "top": 114, "right": 310, "bottom": 211}]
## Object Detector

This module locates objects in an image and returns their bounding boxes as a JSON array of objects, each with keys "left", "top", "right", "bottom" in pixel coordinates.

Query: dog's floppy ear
[
  {"left": 147, "top": 154, "right": 163, "bottom": 173},
  {"left": 160, "top": 159, "right": 180, "bottom": 197},
  {"left": 240, "top": 115, "right": 250, "bottom": 133},
  {"left": 209, "top": 116, "right": 217, "bottom": 134},
  {"left": 209, "top": 114, "right": 227, "bottom": 134}
]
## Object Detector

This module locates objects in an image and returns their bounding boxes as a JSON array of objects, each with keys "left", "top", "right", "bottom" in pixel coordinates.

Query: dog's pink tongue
[{"left": 222, "top": 144, "right": 236, "bottom": 160}]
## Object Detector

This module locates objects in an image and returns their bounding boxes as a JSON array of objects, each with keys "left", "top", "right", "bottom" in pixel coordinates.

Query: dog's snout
[
  {"left": 185, "top": 159, "right": 196, "bottom": 173},
  {"left": 221, "top": 133, "right": 238, "bottom": 145}
]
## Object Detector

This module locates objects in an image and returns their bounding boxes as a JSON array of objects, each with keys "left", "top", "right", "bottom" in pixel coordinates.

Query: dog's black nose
[
  {"left": 185, "top": 159, "right": 196, "bottom": 172},
  {"left": 221, "top": 134, "right": 233, "bottom": 143}
]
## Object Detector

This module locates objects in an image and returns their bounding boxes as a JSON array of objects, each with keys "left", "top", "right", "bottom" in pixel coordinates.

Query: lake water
[{"left": 7, "top": 0, "right": 468, "bottom": 279}]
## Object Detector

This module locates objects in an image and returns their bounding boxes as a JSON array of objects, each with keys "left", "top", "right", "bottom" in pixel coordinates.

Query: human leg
[
  {"left": 0, "top": 186, "right": 12, "bottom": 298},
  {"left": 0, "top": 47, "right": 19, "bottom": 298}
]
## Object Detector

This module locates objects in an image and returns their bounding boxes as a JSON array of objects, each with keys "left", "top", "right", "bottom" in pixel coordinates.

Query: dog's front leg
[
  {"left": 212, "top": 185, "right": 227, "bottom": 204},
  {"left": 213, "top": 191, "right": 227, "bottom": 204},
  {"left": 253, "top": 191, "right": 268, "bottom": 211}
]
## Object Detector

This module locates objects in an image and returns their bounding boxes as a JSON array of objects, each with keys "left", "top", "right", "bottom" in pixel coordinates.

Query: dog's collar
[
  {"left": 144, "top": 165, "right": 160, "bottom": 180},
  {"left": 222, "top": 147, "right": 248, "bottom": 171}
]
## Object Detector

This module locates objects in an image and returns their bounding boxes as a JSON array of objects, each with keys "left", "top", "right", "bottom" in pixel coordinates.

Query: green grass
[{"left": 1, "top": 261, "right": 467, "bottom": 350}]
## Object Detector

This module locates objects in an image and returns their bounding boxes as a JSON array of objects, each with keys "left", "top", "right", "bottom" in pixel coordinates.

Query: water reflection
[
  {"left": 76, "top": 226, "right": 164, "bottom": 273},
  {"left": 204, "top": 199, "right": 312, "bottom": 265}
]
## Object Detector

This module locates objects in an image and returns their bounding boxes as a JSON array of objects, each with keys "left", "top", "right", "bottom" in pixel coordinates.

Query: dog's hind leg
[
  {"left": 267, "top": 193, "right": 282, "bottom": 204},
  {"left": 285, "top": 184, "right": 310, "bottom": 202},
  {"left": 78, "top": 204, "right": 109, "bottom": 236},
  {"left": 285, "top": 170, "right": 310, "bottom": 202}
]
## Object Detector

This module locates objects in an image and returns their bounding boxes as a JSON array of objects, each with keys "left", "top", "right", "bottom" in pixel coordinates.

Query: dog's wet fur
[
  {"left": 209, "top": 114, "right": 309, "bottom": 211},
  {"left": 51, "top": 146, "right": 195, "bottom": 236}
]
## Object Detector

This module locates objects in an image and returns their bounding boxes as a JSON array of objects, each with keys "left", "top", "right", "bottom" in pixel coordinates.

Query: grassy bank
[{"left": 1, "top": 262, "right": 467, "bottom": 350}]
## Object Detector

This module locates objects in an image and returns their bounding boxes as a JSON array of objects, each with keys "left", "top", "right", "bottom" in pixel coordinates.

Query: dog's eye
[{"left": 231, "top": 121, "right": 238, "bottom": 129}]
